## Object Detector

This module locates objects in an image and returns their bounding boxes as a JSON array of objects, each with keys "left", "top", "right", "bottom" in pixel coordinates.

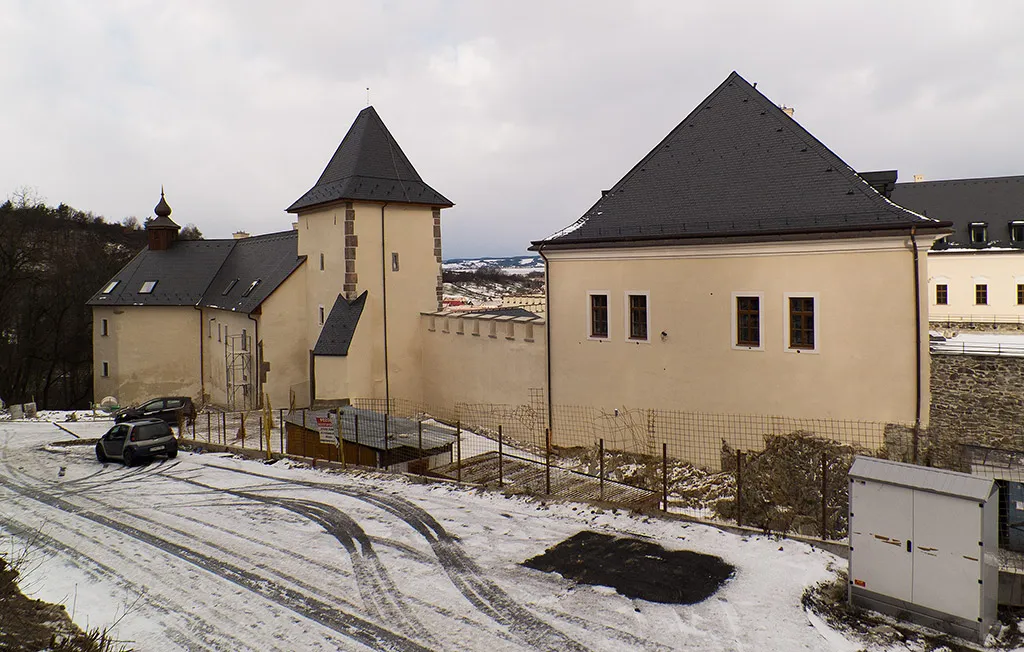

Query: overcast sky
[{"left": 3, "top": 1, "right": 1022, "bottom": 258}]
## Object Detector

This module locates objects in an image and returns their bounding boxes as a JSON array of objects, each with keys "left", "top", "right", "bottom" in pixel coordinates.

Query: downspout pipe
[
  {"left": 193, "top": 305, "right": 205, "bottom": 405},
  {"left": 248, "top": 314, "right": 260, "bottom": 409},
  {"left": 538, "top": 246, "right": 553, "bottom": 432},
  {"left": 911, "top": 227, "right": 922, "bottom": 464},
  {"left": 381, "top": 202, "right": 390, "bottom": 414}
]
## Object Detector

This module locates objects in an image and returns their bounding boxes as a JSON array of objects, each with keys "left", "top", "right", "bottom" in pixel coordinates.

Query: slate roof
[
  {"left": 88, "top": 231, "right": 305, "bottom": 312},
  {"left": 288, "top": 106, "right": 453, "bottom": 212},
  {"left": 461, "top": 307, "right": 540, "bottom": 319},
  {"left": 200, "top": 231, "right": 305, "bottom": 313},
  {"left": 87, "top": 240, "right": 236, "bottom": 307},
  {"left": 313, "top": 292, "right": 367, "bottom": 356},
  {"left": 533, "top": 72, "right": 948, "bottom": 250},
  {"left": 890, "top": 175, "right": 1024, "bottom": 249}
]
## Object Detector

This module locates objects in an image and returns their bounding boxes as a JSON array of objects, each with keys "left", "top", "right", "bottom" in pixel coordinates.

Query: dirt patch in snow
[{"left": 523, "top": 531, "right": 734, "bottom": 604}]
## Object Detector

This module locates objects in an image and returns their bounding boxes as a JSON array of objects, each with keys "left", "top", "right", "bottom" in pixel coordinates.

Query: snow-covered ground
[{"left": 1, "top": 417, "right": 875, "bottom": 651}]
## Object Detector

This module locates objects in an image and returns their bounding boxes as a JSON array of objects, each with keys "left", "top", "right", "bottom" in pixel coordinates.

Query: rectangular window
[
  {"left": 320, "top": 253, "right": 325, "bottom": 271},
  {"left": 392, "top": 252, "right": 400, "bottom": 272},
  {"left": 222, "top": 279, "right": 238, "bottom": 295},
  {"left": 736, "top": 296, "right": 760, "bottom": 346},
  {"left": 627, "top": 294, "right": 648, "bottom": 341},
  {"left": 1011, "top": 221, "right": 1024, "bottom": 243},
  {"left": 139, "top": 280, "right": 157, "bottom": 294},
  {"left": 936, "top": 284, "right": 948, "bottom": 305},
  {"left": 969, "top": 223, "right": 988, "bottom": 244},
  {"left": 1019, "top": 284, "right": 1024, "bottom": 306},
  {"left": 976, "top": 284, "right": 988, "bottom": 305},
  {"left": 241, "top": 329, "right": 247, "bottom": 351},
  {"left": 101, "top": 361, "right": 109, "bottom": 377},
  {"left": 318, "top": 305, "right": 325, "bottom": 326},
  {"left": 218, "top": 324, "right": 222, "bottom": 342},
  {"left": 589, "top": 293, "right": 609, "bottom": 338},
  {"left": 101, "top": 318, "right": 108, "bottom": 336},
  {"left": 242, "top": 279, "right": 261, "bottom": 297},
  {"left": 209, "top": 318, "right": 215, "bottom": 338},
  {"left": 789, "top": 297, "right": 815, "bottom": 350},
  {"left": 102, "top": 280, "right": 119, "bottom": 294}
]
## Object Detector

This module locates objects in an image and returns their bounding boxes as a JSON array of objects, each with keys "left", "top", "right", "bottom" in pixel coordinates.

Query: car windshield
[{"left": 135, "top": 423, "right": 171, "bottom": 441}]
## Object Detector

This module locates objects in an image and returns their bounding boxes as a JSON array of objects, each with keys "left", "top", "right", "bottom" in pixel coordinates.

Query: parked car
[
  {"left": 96, "top": 419, "right": 178, "bottom": 466},
  {"left": 114, "top": 396, "right": 195, "bottom": 425}
]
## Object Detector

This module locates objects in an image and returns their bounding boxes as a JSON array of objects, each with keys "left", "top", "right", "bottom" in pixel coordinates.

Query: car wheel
[
  {"left": 123, "top": 449, "right": 135, "bottom": 467},
  {"left": 167, "top": 446, "right": 178, "bottom": 459},
  {"left": 96, "top": 444, "right": 107, "bottom": 463}
]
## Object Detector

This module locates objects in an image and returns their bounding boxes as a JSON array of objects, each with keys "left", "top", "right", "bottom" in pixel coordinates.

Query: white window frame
[
  {"left": 320, "top": 252, "right": 325, "bottom": 271},
  {"left": 624, "top": 291, "right": 650, "bottom": 343},
  {"left": 318, "top": 304, "right": 325, "bottom": 326},
  {"left": 102, "top": 280, "right": 119, "bottom": 294},
  {"left": 587, "top": 291, "right": 611, "bottom": 340},
  {"left": 101, "top": 361, "right": 109, "bottom": 377},
  {"left": 932, "top": 276, "right": 950, "bottom": 306},
  {"left": 139, "top": 280, "right": 157, "bottom": 294},
  {"left": 731, "top": 292, "right": 764, "bottom": 351},
  {"left": 101, "top": 318, "right": 109, "bottom": 337},
  {"left": 783, "top": 292, "right": 819, "bottom": 354}
]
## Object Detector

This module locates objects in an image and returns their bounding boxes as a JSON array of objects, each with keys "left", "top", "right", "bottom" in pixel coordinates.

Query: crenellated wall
[{"left": 418, "top": 312, "right": 546, "bottom": 409}]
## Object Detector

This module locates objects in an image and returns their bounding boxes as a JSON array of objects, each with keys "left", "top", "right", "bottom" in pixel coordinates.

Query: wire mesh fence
[{"left": 178, "top": 398, "right": 1024, "bottom": 570}]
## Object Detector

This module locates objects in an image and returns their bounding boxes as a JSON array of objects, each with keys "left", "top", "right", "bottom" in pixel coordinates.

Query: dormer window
[
  {"left": 222, "top": 278, "right": 239, "bottom": 295},
  {"left": 102, "top": 280, "right": 119, "bottom": 294},
  {"left": 139, "top": 281, "right": 157, "bottom": 294},
  {"left": 241, "top": 279, "right": 261, "bottom": 297},
  {"left": 1010, "top": 221, "right": 1024, "bottom": 244},
  {"left": 969, "top": 222, "right": 988, "bottom": 244}
]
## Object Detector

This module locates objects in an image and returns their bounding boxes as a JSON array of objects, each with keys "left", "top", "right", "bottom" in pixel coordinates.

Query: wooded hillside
[{"left": 0, "top": 199, "right": 148, "bottom": 409}]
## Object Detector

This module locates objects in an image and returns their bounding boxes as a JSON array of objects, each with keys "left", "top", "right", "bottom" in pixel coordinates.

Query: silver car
[{"left": 96, "top": 419, "right": 178, "bottom": 466}]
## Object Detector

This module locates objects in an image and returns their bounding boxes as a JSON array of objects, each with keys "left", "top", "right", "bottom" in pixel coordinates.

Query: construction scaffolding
[{"left": 225, "top": 332, "right": 254, "bottom": 411}]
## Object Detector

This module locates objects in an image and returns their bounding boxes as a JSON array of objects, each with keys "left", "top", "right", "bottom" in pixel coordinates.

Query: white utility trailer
[{"left": 848, "top": 456, "right": 998, "bottom": 642}]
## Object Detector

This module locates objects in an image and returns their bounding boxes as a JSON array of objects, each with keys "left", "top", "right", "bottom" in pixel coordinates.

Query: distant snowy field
[
  {"left": 444, "top": 255, "right": 544, "bottom": 276},
  {"left": 0, "top": 416, "right": 896, "bottom": 651}
]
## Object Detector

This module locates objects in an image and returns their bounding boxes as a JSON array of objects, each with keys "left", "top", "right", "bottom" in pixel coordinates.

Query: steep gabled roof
[
  {"left": 533, "top": 72, "right": 948, "bottom": 250},
  {"left": 87, "top": 231, "right": 305, "bottom": 311},
  {"left": 87, "top": 240, "right": 235, "bottom": 306},
  {"left": 199, "top": 231, "right": 305, "bottom": 313},
  {"left": 287, "top": 106, "right": 453, "bottom": 212},
  {"left": 890, "top": 175, "right": 1024, "bottom": 249},
  {"left": 313, "top": 291, "right": 367, "bottom": 356}
]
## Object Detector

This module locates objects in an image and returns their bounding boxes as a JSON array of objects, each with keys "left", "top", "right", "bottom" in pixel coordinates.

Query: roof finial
[
  {"left": 366, "top": 87, "right": 370, "bottom": 107},
  {"left": 154, "top": 187, "right": 172, "bottom": 218}
]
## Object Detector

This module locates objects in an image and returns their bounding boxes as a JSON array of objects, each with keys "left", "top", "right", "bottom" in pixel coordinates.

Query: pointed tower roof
[
  {"left": 148, "top": 187, "right": 180, "bottom": 229},
  {"left": 288, "top": 106, "right": 453, "bottom": 212},
  {"left": 534, "top": 72, "right": 949, "bottom": 249}
]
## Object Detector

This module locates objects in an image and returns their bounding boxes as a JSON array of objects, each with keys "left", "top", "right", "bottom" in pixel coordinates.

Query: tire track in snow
[
  {"left": 183, "top": 463, "right": 590, "bottom": 652},
  {"left": 0, "top": 473, "right": 433, "bottom": 652}
]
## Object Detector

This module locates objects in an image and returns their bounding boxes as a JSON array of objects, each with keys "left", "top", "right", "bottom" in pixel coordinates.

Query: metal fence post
[
  {"left": 820, "top": 452, "right": 828, "bottom": 540},
  {"left": 418, "top": 420, "right": 424, "bottom": 476},
  {"left": 384, "top": 413, "right": 390, "bottom": 471},
  {"left": 736, "top": 450, "right": 744, "bottom": 528},
  {"left": 206, "top": 413, "right": 211, "bottom": 444},
  {"left": 599, "top": 438, "right": 605, "bottom": 501},
  {"left": 221, "top": 413, "right": 226, "bottom": 446},
  {"left": 302, "top": 409, "right": 307, "bottom": 459},
  {"left": 336, "top": 408, "right": 342, "bottom": 465},
  {"left": 279, "top": 408, "right": 284, "bottom": 455},
  {"left": 259, "top": 415, "right": 263, "bottom": 452},
  {"left": 354, "top": 414, "right": 360, "bottom": 464},
  {"left": 545, "top": 428, "right": 551, "bottom": 495},
  {"left": 456, "top": 421, "right": 462, "bottom": 483},
  {"left": 662, "top": 442, "right": 668, "bottom": 513},
  {"left": 497, "top": 425, "right": 503, "bottom": 488}
]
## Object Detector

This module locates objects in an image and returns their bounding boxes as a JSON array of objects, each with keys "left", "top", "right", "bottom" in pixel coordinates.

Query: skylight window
[
  {"left": 969, "top": 222, "right": 988, "bottom": 244},
  {"left": 222, "top": 278, "right": 239, "bottom": 295},
  {"left": 139, "top": 281, "right": 157, "bottom": 294},
  {"left": 1011, "top": 221, "right": 1024, "bottom": 244},
  {"left": 101, "top": 280, "right": 120, "bottom": 294},
  {"left": 241, "top": 279, "right": 261, "bottom": 297}
]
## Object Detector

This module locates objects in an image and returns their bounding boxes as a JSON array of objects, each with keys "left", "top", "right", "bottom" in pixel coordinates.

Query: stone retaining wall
[{"left": 930, "top": 353, "right": 1024, "bottom": 449}]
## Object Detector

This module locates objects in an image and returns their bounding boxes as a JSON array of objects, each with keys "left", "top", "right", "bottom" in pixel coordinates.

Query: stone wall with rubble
[{"left": 930, "top": 352, "right": 1024, "bottom": 450}]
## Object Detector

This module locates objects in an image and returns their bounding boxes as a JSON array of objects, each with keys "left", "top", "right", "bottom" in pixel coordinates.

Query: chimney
[
  {"left": 233, "top": 231, "right": 250, "bottom": 239},
  {"left": 913, "top": 174, "right": 925, "bottom": 183},
  {"left": 146, "top": 188, "right": 181, "bottom": 251},
  {"left": 780, "top": 105, "right": 795, "bottom": 117}
]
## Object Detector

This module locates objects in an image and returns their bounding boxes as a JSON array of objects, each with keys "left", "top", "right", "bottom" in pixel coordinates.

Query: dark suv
[
  {"left": 96, "top": 419, "right": 178, "bottom": 466},
  {"left": 114, "top": 397, "right": 196, "bottom": 425}
]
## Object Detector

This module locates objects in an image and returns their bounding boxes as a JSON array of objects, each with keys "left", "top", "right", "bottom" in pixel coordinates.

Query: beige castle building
[{"left": 91, "top": 73, "right": 950, "bottom": 458}]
